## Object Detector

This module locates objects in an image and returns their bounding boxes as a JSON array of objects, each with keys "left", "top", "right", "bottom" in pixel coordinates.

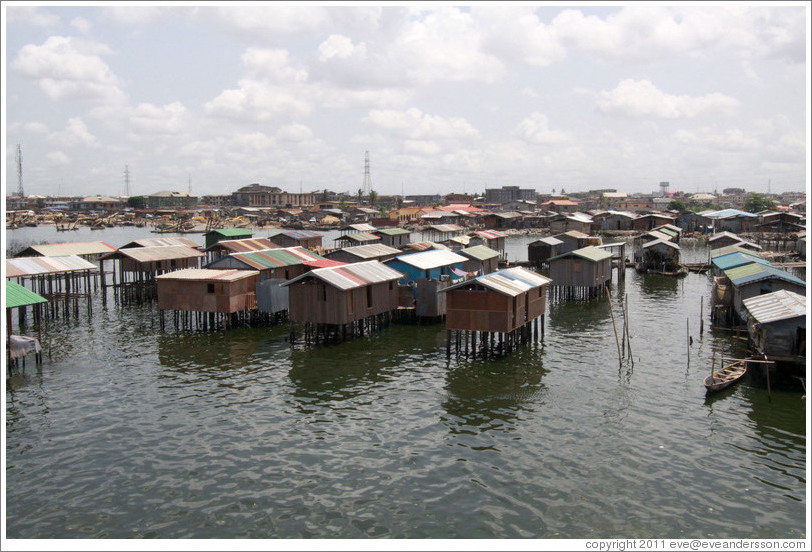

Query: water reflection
[{"left": 442, "top": 344, "right": 548, "bottom": 434}]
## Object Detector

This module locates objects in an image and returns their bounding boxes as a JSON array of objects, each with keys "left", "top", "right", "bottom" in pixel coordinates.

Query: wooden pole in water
[
  {"left": 686, "top": 318, "right": 690, "bottom": 367},
  {"left": 700, "top": 299, "right": 704, "bottom": 334},
  {"left": 605, "top": 286, "right": 622, "bottom": 367}
]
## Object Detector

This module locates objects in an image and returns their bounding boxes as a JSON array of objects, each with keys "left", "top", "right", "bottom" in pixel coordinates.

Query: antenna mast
[
  {"left": 124, "top": 165, "right": 131, "bottom": 196},
  {"left": 362, "top": 151, "right": 372, "bottom": 195},
  {"left": 188, "top": 173, "right": 192, "bottom": 194},
  {"left": 16, "top": 144, "right": 25, "bottom": 198}
]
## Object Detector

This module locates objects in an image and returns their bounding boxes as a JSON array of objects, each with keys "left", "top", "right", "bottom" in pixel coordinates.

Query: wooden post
[
  {"left": 686, "top": 318, "right": 690, "bottom": 367},
  {"left": 605, "top": 286, "right": 622, "bottom": 367}
]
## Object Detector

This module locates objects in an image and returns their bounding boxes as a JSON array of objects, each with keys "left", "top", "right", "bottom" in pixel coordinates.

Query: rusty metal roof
[
  {"left": 15, "top": 241, "right": 117, "bottom": 258},
  {"left": 335, "top": 232, "right": 381, "bottom": 243},
  {"left": 642, "top": 238, "right": 680, "bottom": 250},
  {"left": 102, "top": 245, "right": 205, "bottom": 262},
  {"left": 282, "top": 260, "right": 404, "bottom": 291},
  {"left": 206, "top": 238, "right": 279, "bottom": 253},
  {"left": 6, "top": 255, "right": 99, "bottom": 278},
  {"left": 269, "top": 230, "right": 324, "bottom": 240},
  {"left": 206, "top": 247, "right": 325, "bottom": 271},
  {"left": 441, "top": 266, "right": 551, "bottom": 297},
  {"left": 711, "top": 244, "right": 763, "bottom": 259},
  {"left": 427, "top": 224, "right": 464, "bottom": 233},
  {"left": 742, "top": 290, "right": 806, "bottom": 324},
  {"left": 155, "top": 268, "right": 257, "bottom": 282},
  {"left": 470, "top": 230, "right": 508, "bottom": 240},
  {"left": 373, "top": 228, "right": 411, "bottom": 236},
  {"left": 343, "top": 223, "right": 378, "bottom": 232}
]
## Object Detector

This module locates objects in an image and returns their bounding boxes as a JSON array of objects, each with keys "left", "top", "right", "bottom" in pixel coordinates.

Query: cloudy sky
[{"left": 3, "top": 2, "right": 808, "bottom": 200}]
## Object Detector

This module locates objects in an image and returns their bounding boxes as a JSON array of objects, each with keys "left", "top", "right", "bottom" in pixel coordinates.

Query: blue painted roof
[
  {"left": 705, "top": 209, "right": 758, "bottom": 218},
  {"left": 724, "top": 263, "right": 806, "bottom": 287},
  {"left": 711, "top": 252, "right": 770, "bottom": 271}
]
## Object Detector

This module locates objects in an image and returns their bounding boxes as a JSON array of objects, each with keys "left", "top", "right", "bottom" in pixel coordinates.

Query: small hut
[
  {"left": 99, "top": 245, "right": 205, "bottom": 303},
  {"left": 724, "top": 263, "right": 806, "bottom": 323},
  {"left": 708, "top": 231, "right": 747, "bottom": 250},
  {"left": 14, "top": 241, "right": 117, "bottom": 262},
  {"left": 268, "top": 230, "right": 324, "bottom": 251},
  {"left": 340, "top": 223, "right": 378, "bottom": 233},
  {"left": 334, "top": 232, "right": 382, "bottom": 248},
  {"left": 440, "top": 266, "right": 552, "bottom": 356},
  {"left": 384, "top": 249, "right": 468, "bottom": 317},
  {"left": 548, "top": 246, "right": 613, "bottom": 301},
  {"left": 325, "top": 243, "right": 401, "bottom": 264},
  {"left": 711, "top": 251, "right": 770, "bottom": 278},
  {"left": 6, "top": 255, "right": 99, "bottom": 318},
  {"left": 120, "top": 236, "right": 201, "bottom": 250},
  {"left": 639, "top": 239, "right": 682, "bottom": 274},
  {"left": 742, "top": 290, "right": 806, "bottom": 364},
  {"left": 281, "top": 260, "right": 404, "bottom": 344},
  {"left": 204, "top": 228, "right": 253, "bottom": 249},
  {"left": 371, "top": 227, "right": 412, "bottom": 248},
  {"left": 467, "top": 230, "right": 507, "bottom": 260},
  {"left": 553, "top": 230, "right": 600, "bottom": 255},
  {"left": 457, "top": 245, "right": 500, "bottom": 276},
  {"left": 528, "top": 237, "right": 564, "bottom": 268},
  {"left": 6, "top": 281, "right": 48, "bottom": 370},
  {"left": 156, "top": 268, "right": 262, "bottom": 330},
  {"left": 423, "top": 224, "right": 464, "bottom": 243}
]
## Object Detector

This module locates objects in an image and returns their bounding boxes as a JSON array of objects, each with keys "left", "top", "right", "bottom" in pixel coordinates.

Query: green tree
[
  {"left": 321, "top": 189, "right": 329, "bottom": 203},
  {"left": 668, "top": 199, "right": 687, "bottom": 211},
  {"left": 368, "top": 189, "right": 378, "bottom": 206},
  {"left": 743, "top": 193, "right": 777, "bottom": 213},
  {"left": 127, "top": 196, "right": 145, "bottom": 209}
]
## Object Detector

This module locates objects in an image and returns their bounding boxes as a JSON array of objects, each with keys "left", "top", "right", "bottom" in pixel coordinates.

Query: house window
[
  {"left": 207, "top": 283, "right": 215, "bottom": 294},
  {"left": 367, "top": 286, "right": 373, "bottom": 308},
  {"left": 321, "top": 283, "right": 327, "bottom": 301}
]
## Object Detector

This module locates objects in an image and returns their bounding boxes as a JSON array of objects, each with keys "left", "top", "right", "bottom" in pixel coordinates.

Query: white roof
[
  {"left": 392, "top": 249, "right": 468, "bottom": 270},
  {"left": 742, "top": 290, "right": 806, "bottom": 324}
]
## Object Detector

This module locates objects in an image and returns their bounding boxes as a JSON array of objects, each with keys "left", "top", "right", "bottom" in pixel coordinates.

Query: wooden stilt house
[
  {"left": 742, "top": 290, "right": 806, "bottom": 365},
  {"left": 548, "top": 246, "right": 613, "bottom": 301},
  {"left": 156, "top": 268, "right": 261, "bottom": 330},
  {"left": 325, "top": 243, "right": 401, "bottom": 264},
  {"left": 528, "top": 236, "right": 564, "bottom": 268},
  {"left": 281, "top": 260, "right": 404, "bottom": 343},
  {"left": 457, "top": 244, "right": 500, "bottom": 276},
  {"left": 440, "top": 266, "right": 552, "bottom": 356},
  {"left": 371, "top": 227, "right": 412, "bottom": 248},
  {"left": 6, "top": 281, "right": 48, "bottom": 369},
  {"left": 268, "top": 230, "right": 324, "bottom": 251},
  {"left": 204, "top": 228, "right": 253, "bottom": 249},
  {"left": 204, "top": 237, "right": 280, "bottom": 263}
]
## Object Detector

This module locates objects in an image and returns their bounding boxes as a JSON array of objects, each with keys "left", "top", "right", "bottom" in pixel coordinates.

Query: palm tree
[{"left": 368, "top": 190, "right": 378, "bottom": 206}]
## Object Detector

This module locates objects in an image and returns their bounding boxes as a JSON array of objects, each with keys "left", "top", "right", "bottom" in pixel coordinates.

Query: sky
[{"left": 2, "top": 2, "right": 809, "bottom": 200}]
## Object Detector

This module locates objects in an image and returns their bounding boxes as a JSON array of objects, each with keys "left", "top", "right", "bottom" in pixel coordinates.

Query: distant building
[
  {"left": 232, "top": 183, "right": 314, "bottom": 208},
  {"left": 484, "top": 186, "right": 536, "bottom": 204},
  {"left": 146, "top": 190, "right": 198, "bottom": 209}
]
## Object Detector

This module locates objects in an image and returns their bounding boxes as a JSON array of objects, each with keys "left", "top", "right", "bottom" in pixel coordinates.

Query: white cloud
[
  {"left": 277, "top": 124, "right": 313, "bottom": 142},
  {"left": 204, "top": 81, "right": 312, "bottom": 122},
  {"left": 47, "top": 151, "right": 71, "bottom": 165},
  {"left": 514, "top": 112, "right": 571, "bottom": 145},
  {"left": 130, "top": 102, "right": 187, "bottom": 135},
  {"left": 49, "top": 118, "right": 99, "bottom": 148},
  {"left": 673, "top": 128, "right": 760, "bottom": 151},
  {"left": 5, "top": 6, "right": 60, "bottom": 27},
  {"left": 12, "top": 36, "right": 126, "bottom": 103},
  {"left": 211, "top": 6, "right": 330, "bottom": 38},
  {"left": 25, "top": 122, "right": 50, "bottom": 134},
  {"left": 364, "top": 108, "right": 480, "bottom": 141},
  {"left": 71, "top": 17, "right": 92, "bottom": 34},
  {"left": 597, "top": 79, "right": 739, "bottom": 119},
  {"left": 318, "top": 34, "right": 366, "bottom": 62}
]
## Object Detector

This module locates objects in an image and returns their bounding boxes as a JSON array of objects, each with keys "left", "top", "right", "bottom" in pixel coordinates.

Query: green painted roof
[
  {"left": 5, "top": 281, "right": 48, "bottom": 309},
  {"left": 459, "top": 244, "right": 500, "bottom": 261},
  {"left": 375, "top": 228, "right": 411, "bottom": 236},
  {"left": 549, "top": 246, "right": 613, "bottom": 262},
  {"left": 206, "top": 228, "right": 253, "bottom": 237}
]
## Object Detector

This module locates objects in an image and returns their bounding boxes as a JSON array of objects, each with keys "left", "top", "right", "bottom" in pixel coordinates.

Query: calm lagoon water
[{"left": 4, "top": 226, "right": 807, "bottom": 539}]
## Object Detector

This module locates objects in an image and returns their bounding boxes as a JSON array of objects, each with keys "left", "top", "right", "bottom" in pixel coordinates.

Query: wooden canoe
[{"left": 704, "top": 360, "right": 747, "bottom": 393}]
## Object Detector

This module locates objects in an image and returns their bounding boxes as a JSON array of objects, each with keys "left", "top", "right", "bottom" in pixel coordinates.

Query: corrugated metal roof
[
  {"left": 208, "top": 238, "right": 279, "bottom": 253},
  {"left": 401, "top": 241, "right": 449, "bottom": 252},
  {"left": 724, "top": 263, "right": 806, "bottom": 287},
  {"left": 643, "top": 230, "right": 673, "bottom": 242},
  {"left": 105, "top": 245, "right": 205, "bottom": 262},
  {"left": 549, "top": 246, "right": 613, "bottom": 262},
  {"left": 270, "top": 230, "right": 324, "bottom": 240},
  {"left": 428, "top": 224, "right": 464, "bottom": 233},
  {"left": 15, "top": 241, "right": 117, "bottom": 258},
  {"left": 706, "top": 209, "right": 758, "bottom": 218},
  {"left": 530, "top": 237, "right": 564, "bottom": 246},
  {"left": 374, "top": 227, "right": 411, "bottom": 236},
  {"left": 336, "top": 232, "right": 381, "bottom": 243},
  {"left": 6, "top": 280, "right": 48, "bottom": 309},
  {"left": 708, "top": 231, "right": 742, "bottom": 243},
  {"left": 642, "top": 238, "right": 680, "bottom": 250},
  {"left": 331, "top": 244, "right": 401, "bottom": 260},
  {"left": 557, "top": 230, "right": 589, "bottom": 239},
  {"left": 208, "top": 247, "right": 325, "bottom": 271},
  {"left": 303, "top": 259, "right": 347, "bottom": 268},
  {"left": 441, "top": 266, "right": 551, "bottom": 297},
  {"left": 711, "top": 245, "right": 763, "bottom": 259},
  {"left": 155, "top": 268, "right": 257, "bottom": 282},
  {"left": 121, "top": 237, "right": 200, "bottom": 249},
  {"left": 205, "top": 228, "right": 253, "bottom": 237},
  {"left": 471, "top": 230, "right": 508, "bottom": 239},
  {"left": 711, "top": 252, "right": 770, "bottom": 271},
  {"left": 282, "top": 260, "right": 404, "bottom": 290},
  {"left": 6, "top": 255, "right": 99, "bottom": 278},
  {"left": 742, "top": 290, "right": 806, "bottom": 324},
  {"left": 391, "top": 249, "right": 468, "bottom": 270},
  {"left": 458, "top": 245, "right": 500, "bottom": 261},
  {"left": 344, "top": 223, "right": 377, "bottom": 232}
]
